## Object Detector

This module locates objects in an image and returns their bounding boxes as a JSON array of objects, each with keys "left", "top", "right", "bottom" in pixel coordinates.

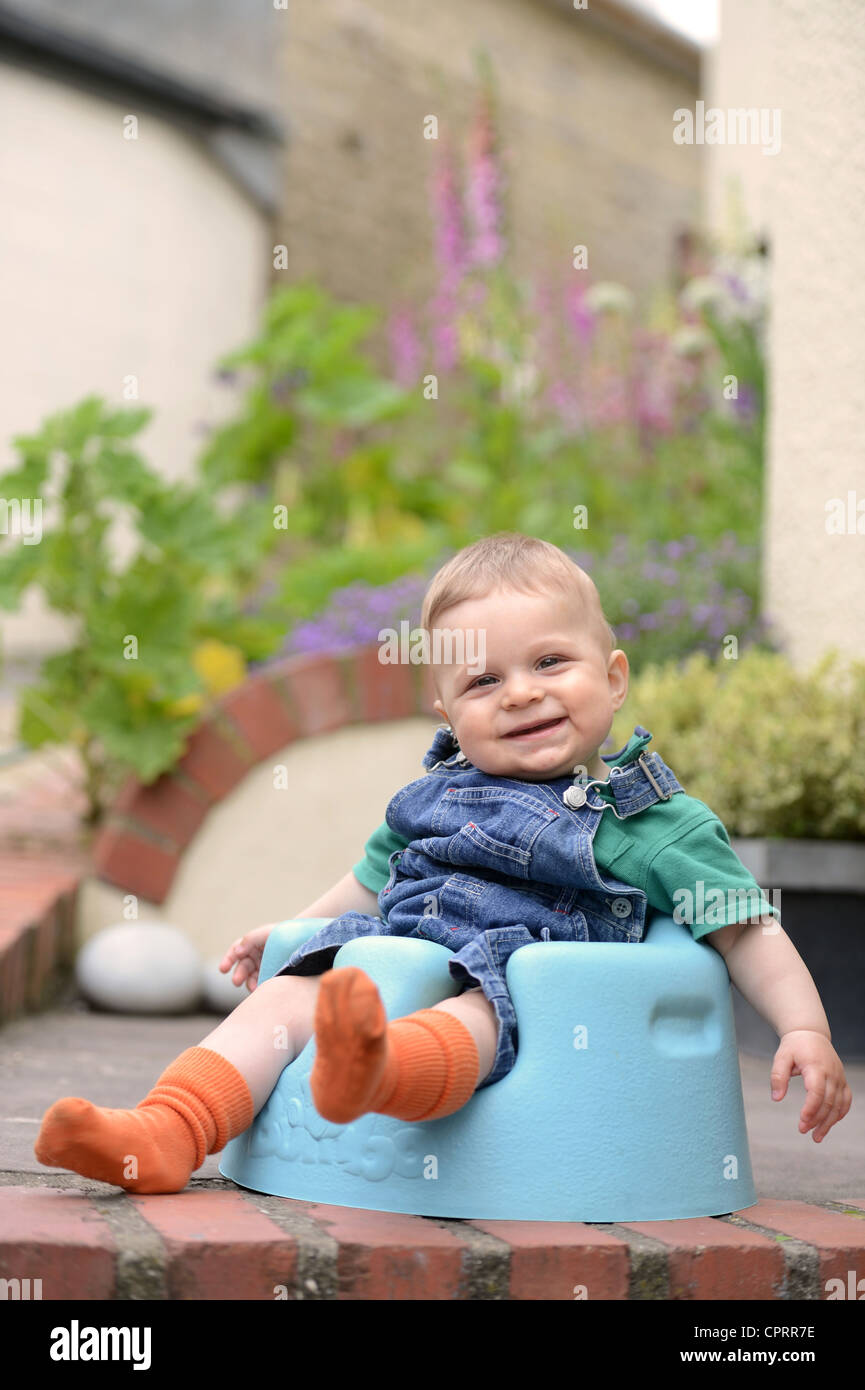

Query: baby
[{"left": 35, "top": 533, "right": 851, "bottom": 1193}]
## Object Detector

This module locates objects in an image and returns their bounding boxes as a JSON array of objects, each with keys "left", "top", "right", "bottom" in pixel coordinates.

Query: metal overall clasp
[{"left": 637, "top": 750, "right": 672, "bottom": 801}]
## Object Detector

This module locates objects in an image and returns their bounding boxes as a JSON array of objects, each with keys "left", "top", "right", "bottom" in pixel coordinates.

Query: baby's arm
[
  {"left": 220, "top": 869, "right": 380, "bottom": 991},
  {"left": 707, "top": 915, "right": 852, "bottom": 1142},
  {"left": 294, "top": 867, "right": 382, "bottom": 920}
]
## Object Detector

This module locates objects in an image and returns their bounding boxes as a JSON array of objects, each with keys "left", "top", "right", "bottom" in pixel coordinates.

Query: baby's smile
[
  {"left": 432, "top": 588, "right": 630, "bottom": 783},
  {"left": 501, "top": 714, "right": 568, "bottom": 740}
]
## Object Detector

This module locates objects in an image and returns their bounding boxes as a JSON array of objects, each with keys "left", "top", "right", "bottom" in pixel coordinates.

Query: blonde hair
[{"left": 420, "top": 532, "right": 616, "bottom": 687}]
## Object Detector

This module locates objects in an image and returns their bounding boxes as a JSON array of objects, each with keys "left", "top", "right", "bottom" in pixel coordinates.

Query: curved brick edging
[
  {"left": 2, "top": 1183, "right": 864, "bottom": 1300},
  {"left": 0, "top": 647, "right": 433, "bottom": 1023},
  {"left": 93, "top": 646, "right": 437, "bottom": 904},
  {"left": 0, "top": 852, "right": 87, "bottom": 1027}
]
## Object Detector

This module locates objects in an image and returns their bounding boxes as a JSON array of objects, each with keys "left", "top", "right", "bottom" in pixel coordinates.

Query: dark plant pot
[{"left": 728, "top": 838, "right": 865, "bottom": 1064}]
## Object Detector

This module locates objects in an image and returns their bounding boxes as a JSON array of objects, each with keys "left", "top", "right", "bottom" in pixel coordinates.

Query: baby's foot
[
  {"left": 35, "top": 1097, "right": 197, "bottom": 1193},
  {"left": 310, "top": 967, "right": 388, "bottom": 1123}
]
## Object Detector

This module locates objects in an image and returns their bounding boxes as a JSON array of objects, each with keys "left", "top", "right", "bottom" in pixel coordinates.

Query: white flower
[
  {"left": 501, "top": 360, "right": 538, "bottom": 403},
  {"left": 671, "top": 325, "right": 711, "bottom": 357},
  {"left": 712, "top": 254, "right": 768, "bottom": 325},
  {"left": 680, "top": 276, "right": 724, "bottom": 313},
  {"left": 680, "top": 255, "right": 768, "bottom": 331},
  {"left": 584, "top": 281, "right": 634, "bottom": 315}
]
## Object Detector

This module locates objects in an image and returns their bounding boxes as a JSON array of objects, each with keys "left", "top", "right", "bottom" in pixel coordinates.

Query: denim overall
[{"left": 275, "top": 724, "right": 685, "bottom": 1088}]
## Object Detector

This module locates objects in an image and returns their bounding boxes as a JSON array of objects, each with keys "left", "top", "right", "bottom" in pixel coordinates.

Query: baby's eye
[{"left": 470, "top": 656, "right": 564, "bottom": 688}]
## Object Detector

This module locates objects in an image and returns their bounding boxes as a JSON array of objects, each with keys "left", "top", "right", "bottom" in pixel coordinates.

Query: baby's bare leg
[
  {"left": 34, "top": 973, "right": 325, "bottom": 1193},
  {"left": 428, "top": 986, "right": 498, "bottom": 1086},
  {"left": 199, "top": 974, "right": 323, "bottom": 1113},
  {"left": 202, "top": 977, "right": 498, "bottom": 1119}
]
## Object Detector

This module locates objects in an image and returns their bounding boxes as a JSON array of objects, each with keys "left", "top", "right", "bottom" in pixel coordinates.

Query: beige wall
[
  {"left": 702, "top": 0, "right": 775, "bottom": 244},
  {"left": 77, "top": 719, "right": 434, "bottom": 959},
  {"left": 0, "top": 62, "right": 271, "bottom": 662},
  {"left": 279, "top": 0, "right": 701, "bottom": 319},
  {"left": 705, "top": 0, "right": 865, "bottom": 669}
]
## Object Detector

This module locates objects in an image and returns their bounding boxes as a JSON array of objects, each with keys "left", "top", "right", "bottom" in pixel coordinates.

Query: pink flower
[
  {"left": 587, "top": 370, "right": 629, "bottom": 428},
  {"left": 387, "top": 306, "right": 422, "bottom": 386},
  {"left": 429, "top": 140, "right": 467, "bottom": 373},
  {"left": 546, "top": 379, "right": 584, "bottom": 432},
  {"left": 565, "top": 280, "right": 596, "bottom": 350},
  {"left": 430, "top": 293, "right": 459, "bottom": 373},
  {"left": 467, "top": 90, "right": 504, "bottom": 267},
  {"left": 431, "top": 141, "right": 466, "bottom": 289}
]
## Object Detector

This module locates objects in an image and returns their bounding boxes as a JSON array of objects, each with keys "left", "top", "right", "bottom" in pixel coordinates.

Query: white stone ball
[
  {"left": 201, "top": 958, "right": 249, "bottom": 1014},
  {"left": 76, "top": 923, "right": 204, "bottom": 1014}
]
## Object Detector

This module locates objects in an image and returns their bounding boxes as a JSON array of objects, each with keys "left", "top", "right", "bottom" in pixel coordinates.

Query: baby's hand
[
  {"left": 219, "top": 924, "right": 276, "bottom": 993},
  {"left": 770, "top": 1030, "right": 852, "bottom": 1142}
]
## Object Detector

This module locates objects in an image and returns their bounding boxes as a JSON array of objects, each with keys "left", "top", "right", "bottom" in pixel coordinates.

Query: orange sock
[
  {"left": 310, "top": 967, "right": 480, "bottom": 1125},
  {"left": 34, "top": 1046, "right": 254, "bottom": 1194}
]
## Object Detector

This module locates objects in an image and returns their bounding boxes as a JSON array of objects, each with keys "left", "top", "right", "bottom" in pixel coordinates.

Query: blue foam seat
[{"left": 219, "top": 914, "right": 758, "bottom": 1221}]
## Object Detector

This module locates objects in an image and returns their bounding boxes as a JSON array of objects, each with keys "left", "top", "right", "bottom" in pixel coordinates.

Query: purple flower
[
  {"left": 730, "top": 382, "right": 758, "bottom": 422},
  {"left": 719, "top": 271, "right": 748, "bottom": 303},
  {"left": 270, "top": 368, "right": 309, "bottom": 406}
]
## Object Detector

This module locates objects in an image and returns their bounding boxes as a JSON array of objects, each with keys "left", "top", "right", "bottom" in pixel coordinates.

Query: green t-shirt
[{"left": 353, "top": 731, "right": 780, "bottom": 941}]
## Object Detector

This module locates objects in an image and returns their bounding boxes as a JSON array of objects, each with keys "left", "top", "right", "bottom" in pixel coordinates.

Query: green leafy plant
[
  {"left": 0, "top": 395, "right": 284, "bottom": 823},
  {"left": 609, "top": 647, "right": 865, "bottom": 839},
  {"left": 198, "top": 282, "right": 450, "bottom": 627},
  {"left": 194, "top": 71, "right": 771, "bottom": 636}
]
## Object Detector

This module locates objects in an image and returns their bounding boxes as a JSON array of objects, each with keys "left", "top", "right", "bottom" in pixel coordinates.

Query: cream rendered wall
[
  {"left": 704, "top": 0, "right": 865, "bottom": 668},
  {"left": 0, "top": 63, "right": 271, "bottom": 663},
  {"left": 77, "top": 719, "right": 435, "bottom": 960}
]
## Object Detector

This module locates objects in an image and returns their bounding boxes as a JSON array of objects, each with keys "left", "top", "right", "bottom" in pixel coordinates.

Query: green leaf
[
  {"left": 295, "top": 374, "right": 407, "bottom": 426},
  {"left": 0, "top": 443, "right": 51, "bottom": 492},
  {"left": 80, "top": 682, "right": 195, "bottom": 783},
  {"left": 0, "top": 541, "right": 46, "bottom": 609},
  {"left": 89, "top": 445, "right": 165, "bottom": 507},
  {"left": 17, "top": 684, "right": 79, "bottom": 748},
  {"left": 51, "top": 396, "right": 108, "bottom": 454},
  {"left": 97, "top": 405, "right": 154, "bottom": 438}
]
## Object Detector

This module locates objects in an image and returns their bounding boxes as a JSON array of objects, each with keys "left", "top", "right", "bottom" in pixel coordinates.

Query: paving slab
[{"left": 1, "top": 988, "right": 861, "bottom": 1200}]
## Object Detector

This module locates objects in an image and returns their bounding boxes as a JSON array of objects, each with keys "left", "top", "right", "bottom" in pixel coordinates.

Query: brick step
[{"left": 2, "top": 1183, "right": 864, "bottom": 1300}]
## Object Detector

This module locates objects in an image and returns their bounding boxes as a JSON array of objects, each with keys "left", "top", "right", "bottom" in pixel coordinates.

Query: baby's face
[{"left": 432, "top": 589, "right": 629, "bottom": 782}]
